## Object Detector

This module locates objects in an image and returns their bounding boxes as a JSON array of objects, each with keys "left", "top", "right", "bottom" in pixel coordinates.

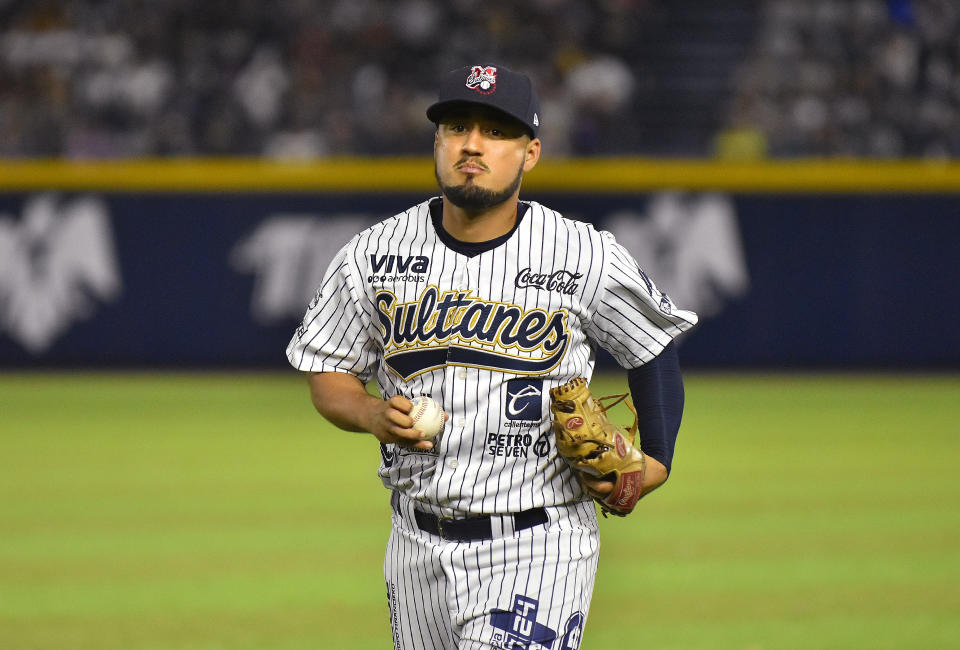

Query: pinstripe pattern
[
  {"left": 287, "top": 198, "right": 696, "bottom": 513},
  {"left": 388, "top": 494, "right": 598, "bottom": 650},
  {"left": 287, "top": 197, "right": 697, "bottom": 648}
]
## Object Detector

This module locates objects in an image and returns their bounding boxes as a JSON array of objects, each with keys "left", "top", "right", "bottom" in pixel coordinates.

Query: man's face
[{"left": 434, "top": 107, "right": 540, "bottom": 211}]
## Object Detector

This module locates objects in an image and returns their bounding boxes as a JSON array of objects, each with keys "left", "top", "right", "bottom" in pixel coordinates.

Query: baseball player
[{"left": 287, "top": 64, "right": 697, "bottom": 650}]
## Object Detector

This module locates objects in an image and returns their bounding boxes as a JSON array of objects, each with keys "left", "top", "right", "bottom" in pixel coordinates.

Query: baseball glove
[{"left": 549, "top": 378, "right": 645, "bottom": 517}]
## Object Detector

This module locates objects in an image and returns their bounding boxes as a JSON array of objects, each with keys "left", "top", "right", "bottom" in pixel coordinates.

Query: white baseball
[{"left": 409, "top": 396, "right": 445, "bottom": 440}]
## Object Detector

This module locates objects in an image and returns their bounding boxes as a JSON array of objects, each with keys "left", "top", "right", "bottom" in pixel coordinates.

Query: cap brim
[{"left": 426, "top": 100, "right": 536, "bottom": 139}]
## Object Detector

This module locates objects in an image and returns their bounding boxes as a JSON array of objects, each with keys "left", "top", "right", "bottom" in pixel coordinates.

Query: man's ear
[{"left": 523, "top": 138, "right": 541, "bottom": 172}]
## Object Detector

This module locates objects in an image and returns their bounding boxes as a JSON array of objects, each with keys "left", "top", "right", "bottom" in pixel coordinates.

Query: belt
[{"left": 413, "top": 507, "right": 548, "bottom": 542}]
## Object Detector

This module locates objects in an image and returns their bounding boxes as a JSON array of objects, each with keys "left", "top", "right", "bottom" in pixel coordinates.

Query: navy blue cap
[{"left": 426, "top": 64, "right": 541, "bottom": 139}]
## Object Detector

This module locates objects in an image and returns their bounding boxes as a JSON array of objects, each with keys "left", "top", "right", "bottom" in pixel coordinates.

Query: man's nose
[{"left": 461, "top": 126, "right": 484, "bottom": 153}]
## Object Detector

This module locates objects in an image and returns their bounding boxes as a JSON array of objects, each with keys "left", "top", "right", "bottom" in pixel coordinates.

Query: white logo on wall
[
  {"left": 0, "top": 193, "right": 122, "bottom": 353},
  {"left": 231, "top": 214, "right": 377, "bottom": 323},
  {"left": 232, "top": 196, "right": 748, "bottom": 325},
  {"left": 605, "top": 192, "right": 749, "bottom": 318}
]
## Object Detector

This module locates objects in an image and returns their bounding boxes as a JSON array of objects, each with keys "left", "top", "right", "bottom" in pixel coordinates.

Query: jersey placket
[{"left": 434, "top": 255, "right": 485, "bottom": 511}]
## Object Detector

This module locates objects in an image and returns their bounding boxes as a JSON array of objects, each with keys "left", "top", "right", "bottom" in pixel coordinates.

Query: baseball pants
[{"left": 385, "top": 492, "right": 599, "bottom": 650}]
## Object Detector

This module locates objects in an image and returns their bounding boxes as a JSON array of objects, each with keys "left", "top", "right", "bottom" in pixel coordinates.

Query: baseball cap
[{"left": 426, "top": 64, "right": 541, "bottom": 139}]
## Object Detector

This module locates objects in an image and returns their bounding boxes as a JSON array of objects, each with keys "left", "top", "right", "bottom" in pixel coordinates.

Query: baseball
[{"left": 409, "top": 396, "right": 445, "bottom": 439}]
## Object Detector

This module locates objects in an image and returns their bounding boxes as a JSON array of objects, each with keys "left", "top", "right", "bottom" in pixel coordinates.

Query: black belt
[{"left": 413, "top": 507, "right": 548, "bottom": 542}]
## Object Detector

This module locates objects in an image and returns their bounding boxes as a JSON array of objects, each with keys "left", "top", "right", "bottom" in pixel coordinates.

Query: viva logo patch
[{"left": 370, "top": 254, "right": 429, "bottom": 274}]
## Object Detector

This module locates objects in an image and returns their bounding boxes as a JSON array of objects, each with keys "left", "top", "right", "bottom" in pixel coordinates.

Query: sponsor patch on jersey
[
  {"left": 659, "top": 293, "right": 674, "bottom": 314},
  {"left": 489, "top": 594, "right": 557, "bottom": 649},
  {"left": 466, "top": 65, "right": 497, "bottom": 94},
  {"left": 514, "top": 267, "right": 583, "bottom": 295},
  {"left": 367, "top": 254, "right": 429, "bottom": 284},
  {"left": 505, "top": 379, "right": 543, "bottom": 421},
  {"left": 380, "top": 443, "right": 395, "bottom": 467},
  {"left": 382, "top": 442, "right": 435, "bottom": 464},
  {"left": 386, "top": 581, "right": 402, "bottom": 649},
  {"left": 487, "top": 432, "right": 539, "bottom": 458},
  {"left": 533, "top": 431, "right": 551, "bottom": 458}
]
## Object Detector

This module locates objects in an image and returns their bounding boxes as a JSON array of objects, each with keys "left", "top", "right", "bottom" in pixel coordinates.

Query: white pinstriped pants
[{"left": 385, "top": 493, "right": 600, "bottom": 650}]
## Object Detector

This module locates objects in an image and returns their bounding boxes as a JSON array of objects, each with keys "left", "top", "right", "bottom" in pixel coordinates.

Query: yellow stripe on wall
[{"left": 2, "top": 158, "right": 960, "bottom": 193}]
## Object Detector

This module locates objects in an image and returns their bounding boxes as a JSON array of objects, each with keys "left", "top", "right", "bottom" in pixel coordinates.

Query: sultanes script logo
[
  {"left": 374, "top": 286, "right": 570, "bottom": 381},
  {"left": 0, "top": 194, "right": 121, "bottom": 353}
]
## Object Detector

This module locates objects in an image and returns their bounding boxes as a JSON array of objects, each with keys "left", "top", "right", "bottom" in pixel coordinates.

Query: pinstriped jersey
[{"left": 286, "top": 198, "right": 697, "bottom": 514}]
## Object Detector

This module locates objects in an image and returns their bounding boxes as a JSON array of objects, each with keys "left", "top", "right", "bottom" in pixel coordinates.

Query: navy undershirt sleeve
[{"left": 626, "top": 341, "right": 685, "bottom": 473}]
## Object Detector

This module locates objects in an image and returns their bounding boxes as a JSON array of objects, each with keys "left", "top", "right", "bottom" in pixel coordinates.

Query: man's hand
[
  {"left": 365, "top": 394, "right": 436, "bottom": 451},
  {"left": 580, "top": 454, "right": 669, "bottom": 500},
  {"left": 307, "top": 372, "right": 441, "bottom": 450}
]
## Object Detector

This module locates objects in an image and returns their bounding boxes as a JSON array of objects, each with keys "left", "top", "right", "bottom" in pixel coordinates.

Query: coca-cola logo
[{"left": 514, "top": 268, "right": 583, "bottom": 295}]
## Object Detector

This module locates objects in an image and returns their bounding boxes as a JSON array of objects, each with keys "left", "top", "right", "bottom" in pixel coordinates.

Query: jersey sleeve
[
  {"left": 584, "top": 231, "right": 698, "bottom": 369},
  {"left": 285, "top": 240, "right": 379, "bottom": 381}
]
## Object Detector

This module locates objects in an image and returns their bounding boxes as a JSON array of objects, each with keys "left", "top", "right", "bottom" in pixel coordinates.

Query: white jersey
[{"left": 287, "top": 198, "right": 697, "bottom": 515}]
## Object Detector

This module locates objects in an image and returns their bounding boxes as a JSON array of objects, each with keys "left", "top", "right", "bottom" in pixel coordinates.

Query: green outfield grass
[{"left": 1, "top": 372, "right": 958, "bottom": 650}]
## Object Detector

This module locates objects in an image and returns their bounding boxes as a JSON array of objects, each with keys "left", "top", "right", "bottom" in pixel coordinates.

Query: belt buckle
[{"left": 436, "top": 516, "right": 455, "bottom": 539}]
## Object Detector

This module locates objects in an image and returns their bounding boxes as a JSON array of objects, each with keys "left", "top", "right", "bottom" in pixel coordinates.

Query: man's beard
[{"left": 436, "top": 160, "right": 525, "bottom": 211}]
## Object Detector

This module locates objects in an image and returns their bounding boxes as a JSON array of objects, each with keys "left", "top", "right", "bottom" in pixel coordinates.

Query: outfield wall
[{"left": 1, "top": 159, "right": 958, "bottom": 369}]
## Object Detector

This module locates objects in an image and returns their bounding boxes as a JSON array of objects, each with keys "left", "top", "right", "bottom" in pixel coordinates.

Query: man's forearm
[
  {"left": 306, "top": 371, "right": 435, "bottom": 451},
  {"left": 628, "top": 341, "right": 685, "bottom": 474},
  {"left": 641, "top": 454, "right": 669, "bottom": 498},
  {"left": 306, "top": 371, "right": 381, "bottom": 433}
]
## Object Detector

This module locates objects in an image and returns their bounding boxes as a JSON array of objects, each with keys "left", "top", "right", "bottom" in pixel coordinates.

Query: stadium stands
[{"left": 0, "top": 0, "right": 955, "bottom": 158}]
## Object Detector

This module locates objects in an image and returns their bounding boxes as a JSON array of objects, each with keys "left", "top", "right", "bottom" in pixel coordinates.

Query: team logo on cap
[{"left": 466, "top": 65, "right": 497, "bottom": 94}]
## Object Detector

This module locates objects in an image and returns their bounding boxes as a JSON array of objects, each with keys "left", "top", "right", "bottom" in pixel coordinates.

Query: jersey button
[
  {"left": 447, "top": 458, "right": 459, "bottom": 469},
  {"left": 457, "top": 369, "right": 468, "bottom": 379},
  {"left": 455, "top": 418, "right": 465, "bottom": 427}
]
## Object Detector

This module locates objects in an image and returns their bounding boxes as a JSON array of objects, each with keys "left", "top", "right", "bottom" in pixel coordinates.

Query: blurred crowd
[
  {"left": 1, "top": 0, "right": 958, "bottom": 159},
  {"left": 723, "top": 0, "right": 960, "bottom": 157},
  {"left": 0, "top": 0, "right": 651, "bottom": 158}
]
